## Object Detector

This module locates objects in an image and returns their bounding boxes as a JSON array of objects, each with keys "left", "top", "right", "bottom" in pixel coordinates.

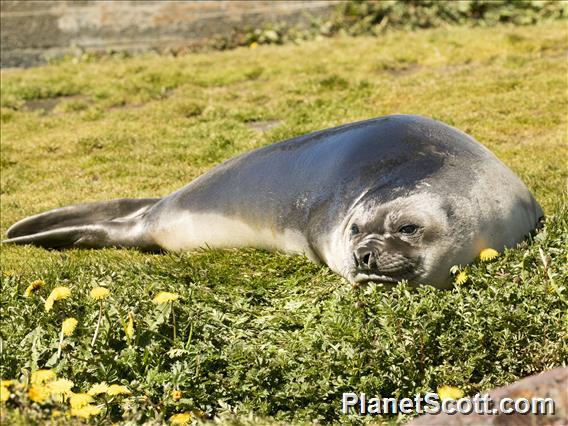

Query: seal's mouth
[
  {"left": 351, "top": 262, "right": 422, "bottom": 284},
  {"left": 353, "top": 272, "right": 400, "bottom": 284}
]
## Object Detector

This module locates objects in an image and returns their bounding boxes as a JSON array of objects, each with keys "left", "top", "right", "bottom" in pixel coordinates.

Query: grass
[{"left": 1, "top": 22, "right": 567, "bottom": 424}]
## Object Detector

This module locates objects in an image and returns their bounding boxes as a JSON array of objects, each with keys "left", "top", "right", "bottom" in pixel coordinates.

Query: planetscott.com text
[{"left": 341, "top": 392, "right": 555, "bottom": 416}]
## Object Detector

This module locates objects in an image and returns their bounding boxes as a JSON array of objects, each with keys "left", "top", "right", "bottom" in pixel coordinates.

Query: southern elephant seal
[{"left": 4, "top": 115, "right": 543, "bottom": 288}]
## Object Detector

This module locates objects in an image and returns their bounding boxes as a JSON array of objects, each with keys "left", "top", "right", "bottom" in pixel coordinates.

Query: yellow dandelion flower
[
  {"left": 70, "top": 404, "right": 101, "bottom": 418},
  {"left": 250, "top": 42, "right": 259, "bottom": 49},
  {"left": 479, "top": 248, "right": 499, "bottom": 262},
  {"left": 50, "top": 286, "right": 72, "bottom": 300},
  {"left": 172, "top": 390, "right": 182, "bottom": 400},
  {"left": 51, "top": 409, "right": 62, "bottom": 418},
  {"left": 125, "top": 312, "right": 135, "bottom": 339},
  {"left": 28, "top": 384, "right": 51, "bottom": 403},
  {"left": 170, "top": 412, "right": 192, "bottom": 425},
  {"left": 24, "top": 279, "right": 45, "bottom": 297},
  {"left": 47, "top": 378, "right": 74, "bottom": 396},
  {"left": 87, "top": 382, "right": 109, "bottom": 396},
  {"left": 69, "top": 393, "right": 94, "bottom": 409},
  {"left": 0, "top": 385, "right": 9, "bottom": 402},
  {"left": 62, "top": 318, "right": 78, "bottom": 336},
  {"left": 31, "top": 369, "right": 56, "bottom": 384},
  {"left": 437, "top": 385, "right": 464, "bottom": 401},
  {"left": 153, "top": 291, "right": 179, "bottom": 304},
  {"left": 106, "top": 384, "right": 131, "bottom": 396},
  {"left": 454, "top": 271, "right": 468, "bottom": 285},
  {"left": 90, "top": 287, "right": 110, "bottom": 300},
  {"left": 45, "top": 286, "right": 71, "bottom": 312},
  {"left": 45, "top": 297, "right": 55, "bottom": 312},
  {"left": 1, "top": 380, "right": 16, "bottom": 387}
]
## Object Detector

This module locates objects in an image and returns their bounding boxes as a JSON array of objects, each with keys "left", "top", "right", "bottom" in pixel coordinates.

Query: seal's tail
[{"left": 3, "top": 198, "right": 161, "bottom": 250}]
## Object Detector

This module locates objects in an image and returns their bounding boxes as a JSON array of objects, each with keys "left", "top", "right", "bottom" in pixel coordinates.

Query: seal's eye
[
  {"left": 350, "top": 224, "right": 360, "bottom": 236},
  {"left": 398, "top": 224, "right": 418, "bottom": 235}
]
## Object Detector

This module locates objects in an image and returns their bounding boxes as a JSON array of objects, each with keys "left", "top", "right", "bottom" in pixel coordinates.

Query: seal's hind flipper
[
  {"left": 6, "top": 198, "right": 160, "bottom": 239},
  {"left": 4, "top": 198, "right": 161, "bottom": 250},
  {"left": 3, "top": 226, "right": 104, "bottom": 249}
]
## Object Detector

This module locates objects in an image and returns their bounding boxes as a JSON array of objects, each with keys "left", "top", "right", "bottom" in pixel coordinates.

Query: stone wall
[{"left": 1, "top": 0, "right": 337, "bottom": 68}]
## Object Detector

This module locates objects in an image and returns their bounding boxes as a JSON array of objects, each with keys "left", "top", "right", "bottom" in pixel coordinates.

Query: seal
[{"left": 4, "top": 115, "right": 543, "bottom": 288}]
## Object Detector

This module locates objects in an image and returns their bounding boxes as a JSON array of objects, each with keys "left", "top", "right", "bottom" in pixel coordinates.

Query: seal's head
[
  {"left": 317, "top": 115, "right": 545, "bottom": 289},
  {"left": 337, "top": 192, "right": 472, "bottom": 289}
]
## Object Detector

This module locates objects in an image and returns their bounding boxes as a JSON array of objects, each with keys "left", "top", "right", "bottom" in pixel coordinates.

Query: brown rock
[{"left": 408, "top": 367, "right": 567, "bottom": 426}]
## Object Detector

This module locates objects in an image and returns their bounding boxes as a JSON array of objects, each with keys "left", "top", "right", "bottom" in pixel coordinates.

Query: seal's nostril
[
  {"left": 354, "top": 247, "right": 377, "bottom": 270},
  {"left": 353, "top": 252, "right": 360, "bottom": 267}
]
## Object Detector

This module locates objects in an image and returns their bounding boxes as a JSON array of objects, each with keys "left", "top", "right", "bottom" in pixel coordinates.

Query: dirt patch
[
  {"left": 384, "top": 64, "right": 422, "bottom": 77},
  {"left": 247, "top": 120, "right": 282, "bottom": 132},
  {"left": 24, "top": 95, "right": 91, "bottom": 113},
  {"left": 108, "top": 103, "right": 147, "bottom": 112},
  {"left": 24, "top": 98, "right": 60, "bottom": 113}
]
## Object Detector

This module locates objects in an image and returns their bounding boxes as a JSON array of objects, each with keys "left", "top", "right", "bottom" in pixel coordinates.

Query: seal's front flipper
[{"left": 4, "top": 198, "right": 161, "bottom": 250}]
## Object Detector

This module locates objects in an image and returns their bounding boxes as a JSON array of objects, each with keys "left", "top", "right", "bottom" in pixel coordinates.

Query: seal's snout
[
  {"left": 351, "top": 236, "right": 421, "bottom": 284},
  {"left": 353, "top": 246, "right": 378, "bottom": 270}
]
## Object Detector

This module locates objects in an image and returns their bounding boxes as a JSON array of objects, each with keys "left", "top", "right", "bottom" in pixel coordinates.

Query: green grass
[{"left": 1, "top": 22, "right": 567, "bottom": 424}]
